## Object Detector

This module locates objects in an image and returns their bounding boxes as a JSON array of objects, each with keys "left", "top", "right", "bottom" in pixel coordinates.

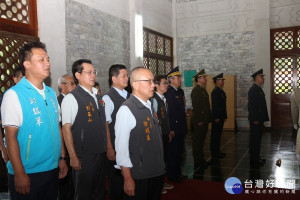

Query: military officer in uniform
[
  {"left": 164, "top": 67, "right": 187, "bottom": 183},
  {"left": 191, "top": 69, "right": 211, "bottom": 170},
  {"left": 248, "top": 69, "right": 269, "bottom": 166},
  {"left": 210, "top": 73, "right": 227, "bottom": 159}
]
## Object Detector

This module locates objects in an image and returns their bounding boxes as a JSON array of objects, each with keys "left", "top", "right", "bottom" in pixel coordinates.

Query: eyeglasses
[
  {"left": 135, "top": 79, "right": 154, "bottom": 84},
  {"left": 160, "top": 81, "right": 168, "bottom": 85},
  {"left": 81, "top": 70, "right": 97, "bottom": 75},
  {"left": 62, "top": 81, "right": 75, "bottom": 86}
]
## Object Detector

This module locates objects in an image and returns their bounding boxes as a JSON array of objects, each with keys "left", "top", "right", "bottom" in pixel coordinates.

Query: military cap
[
  {"left": 213, "top": 73, "right": 225, "bottom": 82},
  {"left": 167, "top": 66, "right": 181, "bottom": 78},
  {"left": 251, "top": 69, "right": 265, "bottom": 79},
  {"left": 193, "top": 69, "right": 207, "bottom": 79}
]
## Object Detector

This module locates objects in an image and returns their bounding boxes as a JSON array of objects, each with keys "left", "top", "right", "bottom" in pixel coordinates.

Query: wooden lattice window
[
  {"left": 0, "top": 0, "right": 38, "bottom": 95},
  {"left": 273, "top": 57, "right": 294, "bottom": 94},
  {"left": 271, "top": 27, "right": 300, "bottom": 94},
  {"left": 273, "top": 30, "right": 294, "bottom": 51},
  {"left": 143, "top": 28, "right": 173, "bottom": 76},
  {"left": 0, "top": 0, "right": 37, "bottom": 36},
  {"left": 0, "top": 31, "right": 37, "bottom": 94}
]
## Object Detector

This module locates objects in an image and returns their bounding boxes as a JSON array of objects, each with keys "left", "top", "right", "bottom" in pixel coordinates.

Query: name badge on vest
[{"left": 143, "top": 116, "right": 153, "bottom": 141}]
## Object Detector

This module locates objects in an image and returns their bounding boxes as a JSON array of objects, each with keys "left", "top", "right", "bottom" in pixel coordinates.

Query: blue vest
[{"left": 6, "top": 77, "right": 61, "bottom": 174}]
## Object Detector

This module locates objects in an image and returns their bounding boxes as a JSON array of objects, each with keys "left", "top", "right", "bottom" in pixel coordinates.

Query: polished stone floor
[
  {"left": 0, "top": 129, "right": 299, "bottom": 199},
  {"left": 182, "top": 129, "right": 300, "bottom": 190}
]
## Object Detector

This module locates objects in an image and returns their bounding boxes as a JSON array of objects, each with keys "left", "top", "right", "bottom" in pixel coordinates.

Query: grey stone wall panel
[
  {"left": 178, "top": 31, "right": 255, "bottom": 117},
  {"left": 65, "top": 0, "right": 130, "bottom": 93}
]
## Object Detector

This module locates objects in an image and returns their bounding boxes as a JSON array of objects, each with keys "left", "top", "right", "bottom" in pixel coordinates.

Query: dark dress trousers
[
  {"left": 210, "top": 86, "right": 227, "bottom": 156},
  {"left": 191, "top": 84, "right": 211, "bottom": 167},
  {"left": 57, "top": 93, "right": 74, "bottom": 200},
  {"left": 106, "top": 88, "right": 130, "bottom": 200},
  {"left": 164, "top": 86, "right": 187, "bottom": 179},
  {"left": 248, "top": 83, "right": 269, "bottom": 161}
]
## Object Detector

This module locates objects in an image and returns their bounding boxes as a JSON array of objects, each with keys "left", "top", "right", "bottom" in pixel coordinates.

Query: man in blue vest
[
  {"left": 1, "top": 41, "right": 68, "bottom": 200},
  {"left": 164, "top": 67, "right": 187, "bottom": 183},
  {"left": 103, "top": 64, "right": 129, "bottom": 200},
  {"left": 0, "top": 66, "right": 25, "bottom": 164},
  {"left": 61, "top": 59, "right": 107, "bottom": 199},
  {"left": 115, "top": 67, "right": 165, "bottom": 199}
]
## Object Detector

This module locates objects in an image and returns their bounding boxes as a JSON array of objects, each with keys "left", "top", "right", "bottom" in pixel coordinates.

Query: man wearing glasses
[
  {"left": 115, "top": 67, "right": 164, "bottom": 199},
  {"left": 151, "top": 75, "right": 175, "bottom": 194},
  {"left": 57, "top": 74, "right": 76, "bottom": 106},
  {"left": 61, "top": 59, "right": 107, "bottom": 199},
  {"left": 57, "top": 73, "right": 76, "bottom": 200}
]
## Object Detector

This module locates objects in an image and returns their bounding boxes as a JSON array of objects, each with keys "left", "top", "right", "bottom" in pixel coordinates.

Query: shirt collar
[
  {"left": 79, "top": 84, "right": 98, "bottom": 96},
  {"left": 254, "top": 82, "right": 262, "bottom": 87},
  {"left": 132, "top": 94, "right": 152, "bottom": 108},
  {"left": 112, "top": 86, "right": 128, "bottom": 99},
  {"left": 197, "top": 83, "right": 205, "bottom": 88},
  {"left": 170, "top": 84, "right": 178, "bottom": 91},
  {"left": 155, "top": 92, "right": 164, "bottom": 100}
]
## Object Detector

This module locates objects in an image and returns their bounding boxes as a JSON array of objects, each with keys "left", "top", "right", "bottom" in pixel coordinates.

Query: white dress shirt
[
  {"left": 102, "top": 87, "right": 128, "bottom": 123},
  {"left": 114, "top": 95, "right": 152, "bottom": 169},
  {"left": 61, "top": 85, "right": 98, "bottom": 125}
]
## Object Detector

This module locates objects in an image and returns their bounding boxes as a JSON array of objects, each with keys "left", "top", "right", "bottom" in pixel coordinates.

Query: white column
[
  {"left": 254, "top": 0, "right": 271, "bottom": 126},
  {"left": 37, "top": 0, "right": 67, "bottom": 94},
  {"left": 129, "top": 0, "right": 143, "bottom": 69},
  {"left": 172, "top": 0, "right": 177, "bottom": 67}
]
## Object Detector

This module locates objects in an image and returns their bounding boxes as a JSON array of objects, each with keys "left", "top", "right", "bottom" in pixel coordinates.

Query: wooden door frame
[{"left": 270, "top": 26, "right": 300, "bottom": 129}]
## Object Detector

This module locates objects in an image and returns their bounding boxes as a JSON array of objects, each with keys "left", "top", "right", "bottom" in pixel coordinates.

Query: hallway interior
[
  {"left": 181, "top": 128, "right": 300, "bottom": 190},
  {"left": 0, "top": 128, "right": 299, "bottom": 199}
]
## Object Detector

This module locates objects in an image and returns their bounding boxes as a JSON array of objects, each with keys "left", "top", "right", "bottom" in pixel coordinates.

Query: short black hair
[
  {"left": 108, "top": 64, "right": 127, "bottom": 87},
  {"left": 13, "top": 66, "right": 24, "bottom": 78},
  {"left": 154, "top": 75, "right": 167, "bottom": 85},
  {"left": 94, "top": 82, "right": 100, "bottom": 87},
  {"left": 72, "top": 59, "right": 92, "bottom": 84},
  {"left": 19, "top": 41, "right": 47, "bottom": 73},
  {"left": 154, "top": 75, "right": 167, "bottom": 91}
]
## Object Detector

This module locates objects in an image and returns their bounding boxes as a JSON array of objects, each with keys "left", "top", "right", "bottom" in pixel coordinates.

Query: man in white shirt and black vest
[
  {"left": 103, "top": 64, "right": 130, "bottom": 200},
  {"left": 115, "top": 67, "right": 165, "bottom": 200},
  {"left": 61, "top": 59, "right": 107, "bottom": 199},
  {"left": 151, "top": 75, "right": 174, "bottom": 194}
]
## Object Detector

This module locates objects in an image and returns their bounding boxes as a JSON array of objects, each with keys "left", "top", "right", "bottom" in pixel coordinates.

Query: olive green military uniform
[{"left": 191, "top": 84, "right": 211, "bottom": 168}]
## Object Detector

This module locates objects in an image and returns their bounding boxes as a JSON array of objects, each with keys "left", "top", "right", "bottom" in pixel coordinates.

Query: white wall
[
  {"left": 74, "top": 0, "right": 173, "bottom": 69},
  {"left": 142, "top": 0, "right": 173, "bottom": 37},
  {"left": 176, "top": 0, "right": 255, "bottom": 38},
  {"left": 270, "top": 0, "right": 300, "bottom": 28},
  {"left": 74, "top": 0, "right": 130, "bottom": 21},
  {"left": 37, "top": 0, "right": 66, "bottom": 94}
]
